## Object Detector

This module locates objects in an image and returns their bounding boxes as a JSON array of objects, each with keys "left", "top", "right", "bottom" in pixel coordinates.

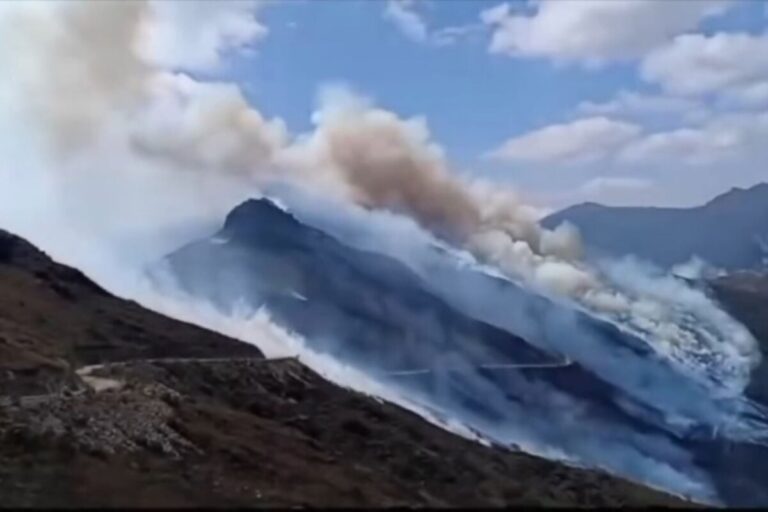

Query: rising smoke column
[
  {"left": 0, "top": 0, "right": 285, "bottom": 278},
  {"left": 0, "top": 0, "right": 760, "bottom": 395}
]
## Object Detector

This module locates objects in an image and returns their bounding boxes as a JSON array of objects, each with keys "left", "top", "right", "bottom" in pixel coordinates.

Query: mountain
[
  {"left": 542, "top": 183, "right": 768, "bottom": 270},
  {"left": 163, "top": 197, "right": 768, "bottom": 506},
  {"left": 710, "top": 271, "right": 768, "bottom": 404},
  {"left": 0, "top": 228, "right": 684, "bottom": 507}
]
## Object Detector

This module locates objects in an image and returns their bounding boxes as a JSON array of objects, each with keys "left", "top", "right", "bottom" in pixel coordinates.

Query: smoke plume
[
  {"left": 2, "top": 3, "right": 768, "bottom": 503},
  {"left": 0, "top": 0, "right": 760, "bottom": 396},
  {"left": 279, "top": 87, "right": 758, "bottom": 394},
  {"left": 0, "top": 0, "right": 762, "bottom": 465}
]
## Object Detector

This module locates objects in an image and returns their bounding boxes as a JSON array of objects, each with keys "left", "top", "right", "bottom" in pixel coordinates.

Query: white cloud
[
  {"left": 384, "top": 0, "right": 480, "bottom": 47},
  {"left": 384, "top": 0, "right": 428, "bottom": 43},
  {"left": 579, "top": 176, "right": 654, "bottom": 196},
  {"left": 432, "top": 23, "right": 485, "bottom": 47},
  {"left": 141, "top": 0, "right": 267, "bottom": 72},
  {"left": 480, "top": 0, "right": 731, "bottom": 65},
  {"left": 480, "top": 3, "right": 512, "bottom": 25},
  {"left": 619, "top": 110, "right": 768, "bottom": 166},
  {"left": 735, "top": 81, "right": 768, "bottom": 106},
  {"left": 641, "top": 32, "right": 768, "bottom": 106},
  {"left": 487, "top": 117, "right": 641, "bottom": 164},
  {"left": 577, "top": 90, "right": 700, "bottom": 118},
  {"left": 494, "top": 108, "right": 768, "bottom": 208},
  {"left": 619, "top": 129, "right": 735, "bottom": 166}
]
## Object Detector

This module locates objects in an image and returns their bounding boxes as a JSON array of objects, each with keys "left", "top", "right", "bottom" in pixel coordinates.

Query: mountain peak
[
  {"left": 222, "top": 197, "right": 308, "bottom": 242},
  {"left": 542, "top": 183, "right": 768, "bottom": 270},
  {"left": 224, "top": 197, "right": 294, "bottom": 227},
  {"left": 705, "top": 182, "right": 768, "bottom": 208}
]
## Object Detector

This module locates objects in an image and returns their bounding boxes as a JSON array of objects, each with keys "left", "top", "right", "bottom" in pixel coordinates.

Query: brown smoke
[
  {"left": 22, "top": 0, "right": 150, "bottom": 155},
  {"left": 0, "top": 0, "right": 758, "bottom": 394},
  {"left": 315, "top": 107, "right": 481, "bottom": 238},
  {"left": 280, "top": 91, "right": 561, "bottom": 259}
]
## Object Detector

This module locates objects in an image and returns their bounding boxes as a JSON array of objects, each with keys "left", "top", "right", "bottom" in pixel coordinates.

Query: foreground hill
[
  {"left": 542, "top": 183, "right": 768, "bottom": 270},
  {"left": 0, "top": 229, "right": 683, "bottom": 507}
]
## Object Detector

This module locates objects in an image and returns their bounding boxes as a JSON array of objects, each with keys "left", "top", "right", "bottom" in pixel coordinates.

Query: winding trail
[
  {"left": 1, "top": 355, "right": 574, "bottom": 405},
  {"left": 381, "top": 358, "right": 574, "bottom": 377}
]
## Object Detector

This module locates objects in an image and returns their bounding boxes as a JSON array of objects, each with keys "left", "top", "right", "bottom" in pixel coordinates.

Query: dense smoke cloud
[
  {"left": 133, "top": 72, "right": 288, "bottom": 177},
  {"left": 0, "top": 0, "right": 760, "bottom": 400},
  {"left": 0, "top": 1, "right": 279, "bottom": 280},
  {"left": 284, "top": 87, "right": 758, "bottom": 394},
  {"left": 3, "top": 1, "right": 150, "bottom": 155},
  {"left": 1, "top": 1, "right": 768, "bottom": 504}
]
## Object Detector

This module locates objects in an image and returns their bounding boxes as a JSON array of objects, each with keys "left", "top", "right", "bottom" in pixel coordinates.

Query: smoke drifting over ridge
[{"left": 0, "top": 0, "right": 760, "bottom": 397}]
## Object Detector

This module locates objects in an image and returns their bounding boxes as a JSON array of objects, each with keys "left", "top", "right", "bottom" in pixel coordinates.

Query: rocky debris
[
  {"left": 0, "top": 354, "right": 689, "bottom": 508},
  {"left": 1, "top": 383, "right": 194, "bottom": 460}
]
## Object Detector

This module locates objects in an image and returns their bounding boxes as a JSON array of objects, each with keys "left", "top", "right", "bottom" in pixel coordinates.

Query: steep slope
[
  {"left": 166, "top": 199, "right": 554, "bottom": 374},
  {"left": 711, "top": 272, "right": 768, "bottom": 404},
  {"left": 0, "top": 228, "right": 685, "bottom": 507},
  {"left": 0, "top": 229, "right": 262, "bottom": 397},
  {"left": 542, "top": 183, "right": 768, "bottom": 270},
  {"left": 162, "top": 198, "right": 768, "bottom": 506}
]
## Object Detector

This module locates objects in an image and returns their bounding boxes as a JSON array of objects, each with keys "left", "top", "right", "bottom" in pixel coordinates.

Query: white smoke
[
  {"left": 0, "top": 1, "right": 759, "bottom": 397},
  {"left": 274, "top": 85, "right": 759, "bottom": 393},
  {"left": 2, "top": 3, "right": 768, "bottom": 504}
]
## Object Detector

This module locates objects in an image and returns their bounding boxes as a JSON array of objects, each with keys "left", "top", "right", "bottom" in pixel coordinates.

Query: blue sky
[
  {"left": 231, "top": 2, "right": 637, "bottom": 160},
  {"left": 210, "top": 0, "right": 768, "bottom": 209}
]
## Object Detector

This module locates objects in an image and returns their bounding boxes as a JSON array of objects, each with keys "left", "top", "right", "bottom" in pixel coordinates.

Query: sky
[
  {"left": 6, "top": 0, "right": 768, "bottom": 213},
  {"left": 200, "top": 0, "right": 768, "bottom": 211}
]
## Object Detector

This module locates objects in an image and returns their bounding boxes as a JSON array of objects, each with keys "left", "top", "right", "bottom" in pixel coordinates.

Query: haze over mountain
[
  {"left": 159, "top": 196, "right": 768, "bottom": 506},
  {"left": 2, "top": 228, "right": 685, "bottom": 508},
  {"left": 2, "top": 1, "right": 768, "bottom": 508},
  {"left": 542, "top": 183, "right": 768, "bottom": 271}
]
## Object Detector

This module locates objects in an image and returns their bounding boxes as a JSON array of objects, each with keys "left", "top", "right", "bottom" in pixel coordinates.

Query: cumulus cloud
[
  {"left": 641, "top": 32, "right": 768, "bottom": 106},
  {"left": 384, "top": 0, "right": 428, "bottom": 43},
  {"left": 487, "top": 117, "right": 641, "bottom": 164},
  {"left": 140, "top": 0, "right": 267, "bottom": 72},
  {"left": 480, "top": 0, "right": 731, "bottom": 65},
  {"left": 383, "top": 0, "right": 481, "bottom": 47},
  {"left": 432, "top": 24, "right": 485, "bottom": 47},
  {"left": 619, "top": 110, "right": 768, "bottom": 166},
  {"left": 577, "top": 91, "right": 702, "bottom": 119},
  {"left": 512, "top": 106, "right": 768, "bottom": 209}
]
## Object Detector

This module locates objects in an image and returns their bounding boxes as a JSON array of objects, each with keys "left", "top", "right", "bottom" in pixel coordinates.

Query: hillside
[
  {"left": 542, "top": 183, "right": 768, "bottom": 270},
  {"left": 0, "top": 229, "right": 684, "bottom": 507},
  {"left": 711, "top": 272, "right": 768, "bottom": 404},
  {"left": 161, "top": 197, "right": 768, "bottom": 506}
]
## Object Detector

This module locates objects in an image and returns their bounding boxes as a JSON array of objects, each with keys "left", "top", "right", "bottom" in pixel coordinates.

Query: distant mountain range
[{"left": 542, "top": 183, "right": 768, "bottom": 271}]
